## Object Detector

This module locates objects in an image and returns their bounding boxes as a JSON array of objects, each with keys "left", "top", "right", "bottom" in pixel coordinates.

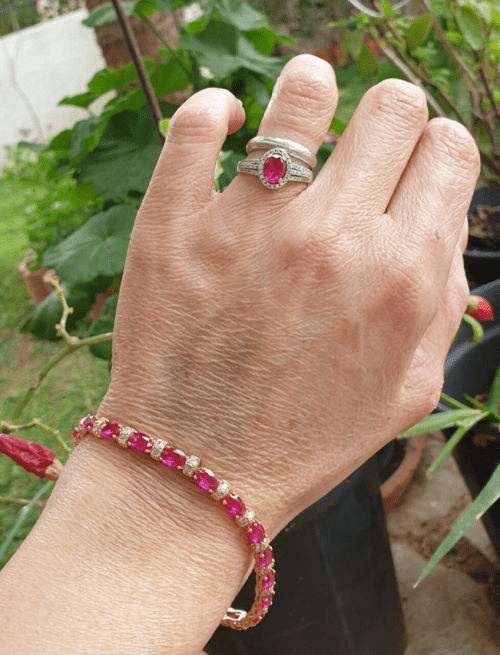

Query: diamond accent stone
[
  {"left": 151, "top": 439, "right": 169, "bottom": 459},
  {"left": 237, "top": 509, "right": 255, "bottom": 528},
  {"left": 255, "top": 538, "right": 269, "bottom": 553},
  {"left": 183, "top": 455, "right": 200, "bottom": 477},
  {"left": 213, "top": 480, "right": 230, "bottom": 500},
  {"left": 93, "top": 417, "right": 106, "bottom": 434},
  {"left": 118, "top": 427, "right": 134, "bottom": 447}
]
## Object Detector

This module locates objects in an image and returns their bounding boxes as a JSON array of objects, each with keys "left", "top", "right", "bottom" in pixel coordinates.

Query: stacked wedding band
[{"left": 237, "top": 136, "right": 316, "bottom": 189}]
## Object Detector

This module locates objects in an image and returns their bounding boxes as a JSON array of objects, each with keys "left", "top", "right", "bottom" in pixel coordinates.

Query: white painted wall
[{"left": 0, "top": 10, "right": 109, "bottom": 166}]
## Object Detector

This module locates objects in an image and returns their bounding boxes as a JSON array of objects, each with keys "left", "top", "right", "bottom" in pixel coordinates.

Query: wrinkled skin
[{"left": 99, "top": 54, "right": 478, "bottom": 535}]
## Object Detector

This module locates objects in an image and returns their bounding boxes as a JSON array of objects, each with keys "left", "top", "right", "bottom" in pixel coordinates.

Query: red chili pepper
[
  {"left": 466, "top": 295, "right": 494, "bottom": 322},
  {"left": 0, "top": 434, "right": 62, "bottom": 480}
]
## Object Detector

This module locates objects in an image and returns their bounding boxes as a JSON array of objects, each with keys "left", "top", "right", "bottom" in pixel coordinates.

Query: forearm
[{"left": 0, "top": 436, "right": 259, "bottom": 655}]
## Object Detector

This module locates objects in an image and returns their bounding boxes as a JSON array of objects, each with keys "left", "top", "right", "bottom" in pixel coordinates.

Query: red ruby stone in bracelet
[{"left": 72, "top": 415, "right": 276, "bottom": 630}]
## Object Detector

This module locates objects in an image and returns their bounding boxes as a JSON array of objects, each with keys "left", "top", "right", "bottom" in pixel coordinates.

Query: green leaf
[
  {"left": 477, "top": 1, "right": 491, "bottom": 23},
  {"left": 59, "top": 91, "right": 98, "bottom": 109},
  {"left": 406, "top": 14, "right": 431, "bottom": 50},
  {"left": 243, "top": 27, "right": 293, "bottom": 55},
  {"left": 329, "top": 117, "right": 346, "bottom": 135},
  {"left": 88, "top": 60, "right": 154, "bottom": 95},
  {"left": 380, "top": 0, "right": 394, "bottom": 16},
  {"left": 347, "top": 31, "right": 365, "bottom": 60},
  {"left": 42, "top": 206, "right": 136, "bottom": 286},
  {"left": 215, "top": 0, "right": 268, "bottom": 32},
  {"left": 492, "top": 7, "right": 500, "bottom": 27},
  {"left": 487, "top": 366, "right": 500, "bottom": 414},
  {"left": 179, "top": 19, "right": 284, "bottom": 80},
  {"left": 455, "top": 5, "right": 485, "bottom": 50},
  {"left": 356, "top": 44, "right": 378, "bottom": 76},
  {"left": 82, "top": 1, "right": 135, "bottom": 27},
  {"left": 150, "top": 56, "right": 191, "bottom": 96},
  {"left": 214, "top": 150, "right": 232, "bottom": 192},
  {"left": 78, "top": 109, "right": 163, "bottom": 200},
  {"left": 100, "top": 88, "right": 146, "bottom": 120},
  {"left": 159, "top": 118, "right": 170, "bottom": 137},
  {"left": 20, "top": 285, "right": 96, "bottom": 340},
  {"left": 415, "top": 460, "right": 500, "bottom": 586},
  {"left": 88, "top": 295, "right": 118, "bottom": 360},
  {"left": 68, "top": 115, "right": 107, "bottom": 164},
  {"left": 398, "top": 408, "right": 484, "bottom": 438},
  {"left": 426, "top": 412, "right": 489, "bottom": 478},
  {"left": 490, "top": 40, "right": 500, "bottom": 60}
]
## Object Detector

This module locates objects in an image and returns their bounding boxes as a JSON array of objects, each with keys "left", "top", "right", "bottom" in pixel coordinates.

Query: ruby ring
[{"left": 237, "top": 147, "right": 313, "bottom": 189}]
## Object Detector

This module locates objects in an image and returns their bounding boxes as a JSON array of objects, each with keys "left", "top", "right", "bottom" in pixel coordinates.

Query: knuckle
[
  {"left": 365, "top": 78, "right": 428, "bottom": 127},
  {"left": 277, "top": 66, "right": 337, "bottom": 118},
  {"left": 424, "top": 118, "right": 481, "bottom": 175},
  {"left": 167, "top": 91, "right": 230, "bottom": 144}
]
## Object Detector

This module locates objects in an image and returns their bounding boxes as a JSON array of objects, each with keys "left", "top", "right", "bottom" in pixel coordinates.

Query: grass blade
[
  {"left": 415, "top": 460, "right": 500, "bottom": 587},
  {"left": 398, "top": 408, "right": 483, "bottom": 439},
  {"left": 487, "top": 366, "right": 500, "bottom": 415}
]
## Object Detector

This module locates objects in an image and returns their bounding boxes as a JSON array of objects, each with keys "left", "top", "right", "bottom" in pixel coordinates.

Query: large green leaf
[
  {"left": 42, "top": 205, "right": 137, "bottom": 286},
  {"left": 82, "top": 1, "right": 136, "bottom": 27},
  {"left": 455, "top": 5, "right": 485, "bottom": 50},
  {"left": 415, "top": 460, "right": 500, "bottom": 586},
  {"left": 20, "top": 285, "right": 96, "bottom": 341},
  {"left": 59, "top": 91, "right": 99, "bottom": 109},
  {"left": 215, "top": 0, "right": 268, "bottom": 32},
  {"left": 89, "top": 294, "right": 118, "bottom": 361},
  {"left": 150, "top": 55, "right": 191, "bottom": 96},
  {"left": 88, "top": 60, "right": 154, "bottom": 96},
  {"left": 78, "top": 109, "right": 163, "bottom": 200},
  {"left": 179, "top": 19, "right": 283, "bottom": 80}
]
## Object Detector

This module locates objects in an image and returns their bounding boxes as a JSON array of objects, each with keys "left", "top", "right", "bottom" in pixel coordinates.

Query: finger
[
  {"left": 317, "top": 79, "right": 428, "bottom": 215},
  {"left": 227, "top": 54, "right": 338, "bottom": 204},
  {"left": 144, "top": 88, "right": 245, "bottom": 214},
  {"left": 459, "top": 215, "right": 469, "bottom": 253},
  {"left": 387, "top": 118, "right": 480, "bottom": 292}
]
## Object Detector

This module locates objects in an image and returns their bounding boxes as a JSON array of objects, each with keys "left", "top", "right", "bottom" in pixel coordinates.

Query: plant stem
[
  {"left": 420, "top": 0, "right": 477, "bottom": 91},
  {"left": 141, "top": 15, "right": 193, "bottom": 83},
  {"left": 427, "top": 411, "right": 489, "bottom": 478},
  {"left": 110, "top": 0, "right": 164, "bottom": 144},
  {"left": 0, "top": 496, "right": 45, "bottom": 509}
]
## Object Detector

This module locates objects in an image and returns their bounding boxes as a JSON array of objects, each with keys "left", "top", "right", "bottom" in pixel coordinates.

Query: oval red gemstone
[
  {"left": 161, "top": 447, "right": 186, "bottom": 468},
  {"left": 129, "top": 432, "right": 150, "bottom": 452},
  {"left": 196, "top": 470, "right": 218, "bottom": 491},
  {"left": 224, "top": 495, "right": 245, "bottom": 517},
  {"left": 82, "top": 419, "right": 94, "bottom": 430},
  {"left": 248, "top": 522, "right": 265, "bottom": 544},
  {"left": 263, "top": 156, "right": 286, "bottom": 184},
  {"left": 260, "top": 548, "right": 273, "bottom": 568},
  {"left": 100, "top": 421, "right": 120, "bottom": 438},
  {"left": 263, "top": 570, "right": 275, "bottom": 590},
  {"left": 252, "top": 617, "right": 261, "bottom": 625}
]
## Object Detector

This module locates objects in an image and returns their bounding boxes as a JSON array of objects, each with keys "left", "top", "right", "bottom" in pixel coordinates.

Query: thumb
[{"left": 147, "top": 88, "right": 245, "bottom": 214}]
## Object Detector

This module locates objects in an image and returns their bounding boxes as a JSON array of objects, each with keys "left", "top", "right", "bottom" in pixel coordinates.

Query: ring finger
[{"left": 226, "top": 54, "right": 339, "bottom": 208}]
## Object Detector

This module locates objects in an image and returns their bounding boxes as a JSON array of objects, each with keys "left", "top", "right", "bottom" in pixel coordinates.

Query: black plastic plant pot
[
  {"left": 439, "top": 279, "right": 500, "bottom": 561},
  {"left": 205, "top": 456, "right": 406, "bottom": 655},
  {"left": 464, "top": 184, "right": 500, "bottom": 286}
]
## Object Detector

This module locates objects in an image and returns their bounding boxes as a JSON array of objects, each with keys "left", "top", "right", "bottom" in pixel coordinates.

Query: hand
[{"left": 98, "top": 54, "right": 479, "bottom": 536}]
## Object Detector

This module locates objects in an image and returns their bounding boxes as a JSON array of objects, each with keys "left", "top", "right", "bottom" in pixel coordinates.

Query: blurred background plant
[{"left": 330, "top": 0, "right": 500, "bottom": 186}]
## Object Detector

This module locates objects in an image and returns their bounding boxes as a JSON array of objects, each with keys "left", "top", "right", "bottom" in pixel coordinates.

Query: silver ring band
[
  {"left": 237, "top": 148, "right": 313, "bottom": 189},
  {"left": 246, "top": 136, "right": 317, "bottom": 170}
]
